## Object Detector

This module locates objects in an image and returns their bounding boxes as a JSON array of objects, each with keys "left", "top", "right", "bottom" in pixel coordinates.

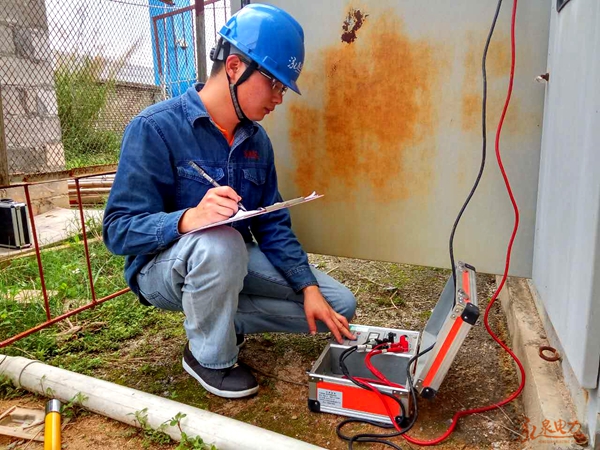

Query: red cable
[
  {"left": 346, "top": 344, "right": 408, "bottom": 432},
  {"left": 402, "top": 0, "right": 524, "bottom": 445},
  {"left": 350, "top": 2, "right": 525, "bottom": 443},
  {"left": 365, "top": 343, "right": 407, "bottom": 389},
  {"left": 354, "top": 377, "right": 404, "bottom": 388},
  {"left": 352, "top": 363, "right": 404, "bottom": 423}
]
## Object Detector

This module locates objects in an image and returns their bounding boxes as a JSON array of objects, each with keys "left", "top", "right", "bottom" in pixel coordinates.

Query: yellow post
[{"left": 44, "top": 399, "right": 61, "bottom": 450}]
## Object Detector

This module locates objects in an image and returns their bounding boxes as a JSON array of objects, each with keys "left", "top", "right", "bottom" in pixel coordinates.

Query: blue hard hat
[{"left": 218, "top": 4, "right": 305, "bottom": 94}]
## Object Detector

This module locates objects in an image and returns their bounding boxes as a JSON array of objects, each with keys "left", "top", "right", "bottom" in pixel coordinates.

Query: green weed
[
  {"left": 54, "top": 38, "right": 139, "bottom": 169},
  {"left": 168, "top": 412, "right": 217, "bottom": 450},
  {"left": 0, "top": 375, "right": 25, "bottom": 400},
  {"left": 62, "top": 392, "right": 89, "bottom": 419},
  {"left": 130, "top": 407, "right": 173, "bottom": 447},
  {"left": 55, "top": 56, "right": 121, "bottom": 169},
  {"left": 129, "top": 409, "right": 217, "bottom": 449}
]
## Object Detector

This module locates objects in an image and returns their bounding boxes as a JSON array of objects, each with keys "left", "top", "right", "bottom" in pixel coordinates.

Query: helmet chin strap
[
  {"left": 227, "top": 62, "right": 256, "bottom": 122},
  {"left": 213, "top": 38, "right": 257, "bottom": 122}
]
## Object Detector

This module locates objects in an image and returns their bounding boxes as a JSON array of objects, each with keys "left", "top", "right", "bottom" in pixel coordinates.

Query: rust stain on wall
[
  {"left": 461, "top": 93, "right": 481, "bottom": 132},
  {"left": 487, "top": 34, "right": 511, "bottom": 79},
  {"left": 462, "top": 32, "right": 522, "bottom": 134},
  {"left": 289, "top": 10, "right": 445, "bottom": 203},
  {"left": 341, "top": 8, "right": 367, "bottom": 44},
  {"left": 288, "top": 104, "right": 322, "bottom": 193}
]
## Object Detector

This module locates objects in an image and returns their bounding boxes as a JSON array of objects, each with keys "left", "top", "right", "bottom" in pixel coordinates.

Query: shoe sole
[{"left": 182, "top": 358, "right": 259, "bottom": 399}]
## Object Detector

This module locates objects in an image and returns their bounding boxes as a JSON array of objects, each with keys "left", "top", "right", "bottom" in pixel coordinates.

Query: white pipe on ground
[{"left": 0, "top": 355, "right": 325, "bottom": 450}]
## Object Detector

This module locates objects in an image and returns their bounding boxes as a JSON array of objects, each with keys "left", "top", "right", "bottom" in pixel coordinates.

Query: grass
[
  {"left": 0, "top": 375, "right": 26, "bottom": 399},
  {"left": 130, "top": 409, "right": 218, "bottom": 449},
  {"left": 0, "top": 217, "right": 183, "bottom": 372}
]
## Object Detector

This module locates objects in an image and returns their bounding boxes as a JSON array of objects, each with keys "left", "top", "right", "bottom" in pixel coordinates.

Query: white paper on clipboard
[{"left": 184, "top": 192, "right": 323, "bottom": 234}]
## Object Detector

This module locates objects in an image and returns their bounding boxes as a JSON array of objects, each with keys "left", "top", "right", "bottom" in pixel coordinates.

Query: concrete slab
[
  {"left": 498, "top": 277, "right": 587, "bottom": 449},
  {"left": 0, "top": 207, "right": 103, "bottom": 260}
]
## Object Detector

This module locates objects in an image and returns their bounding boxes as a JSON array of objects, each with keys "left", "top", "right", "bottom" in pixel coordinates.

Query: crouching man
[{"left": 103, "top": 4, "right": 356, "bottom": 398}]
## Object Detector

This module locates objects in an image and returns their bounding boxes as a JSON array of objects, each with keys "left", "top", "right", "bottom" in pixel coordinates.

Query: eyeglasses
[
  {"left": 238, "top": 56, "right": 288, "bottom": 96},
  {"left": 257, "top": 68, "right": 288, "bottom": 96}
]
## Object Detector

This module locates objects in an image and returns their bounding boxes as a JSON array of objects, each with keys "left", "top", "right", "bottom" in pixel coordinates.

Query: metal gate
[
  {"left": 0, "top": 168, "right": 129, "bottom": 348},
  {"left": 0, "top": 0, "right": 233, "bottom": 348},
  {"left": 152, "top": 0, "right": 231, "bottom": 97}
]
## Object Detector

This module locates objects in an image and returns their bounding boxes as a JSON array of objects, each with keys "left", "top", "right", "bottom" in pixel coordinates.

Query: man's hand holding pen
[
  {"left": 189, "top": 162, "right": 247, "bottom": 212},
  {"left": 178, "top": 186, "right": 243, "bottom": 233},
  {"left": 178, "top": 162, "right": 248, "bottom": 233}
]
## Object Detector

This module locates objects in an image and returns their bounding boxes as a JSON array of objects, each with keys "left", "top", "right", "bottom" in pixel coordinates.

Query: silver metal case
[
  {"left": 413, "top": 262, "right": 479, "bottom": 398},
  {"left": 0, "top": 199, "right": 32, "bottom": 249},
  {"left": 308, "top": 262, "right": 479, "bottom": 423},
  {"left": 308, "top": 325, "right": 420, "bottom": 424}
]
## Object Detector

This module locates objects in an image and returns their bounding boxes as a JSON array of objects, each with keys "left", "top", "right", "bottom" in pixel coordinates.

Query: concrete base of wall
[
  {"left": 526, "top": 279, "right": 600, "bottom": 450},
  {"left": 498, "top": 277, "right": 588, "bottom": 449},
  {"left": 0, "top": 180, "right": 69, "bottom": 215}
]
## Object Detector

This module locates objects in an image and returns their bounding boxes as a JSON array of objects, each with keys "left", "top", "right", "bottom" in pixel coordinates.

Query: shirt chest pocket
[
  {"left": 176, "top": 164, "right": 225, "bottom": 209},
  {"left": 240, "top": 168, "right": 267, "bottom": 208}
]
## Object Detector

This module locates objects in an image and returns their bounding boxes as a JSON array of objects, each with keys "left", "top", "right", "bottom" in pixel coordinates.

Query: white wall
[
  {"left": 257, "top": 0, "right": 550, "bottom": 277},
  {"left": 532, "top": 0, "right": 600, "bottom": 444}
]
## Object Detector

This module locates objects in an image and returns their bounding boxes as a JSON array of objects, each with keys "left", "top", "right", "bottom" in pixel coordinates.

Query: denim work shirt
[{"left": 103, "top": 83, "right": 317, "bottom": 304}]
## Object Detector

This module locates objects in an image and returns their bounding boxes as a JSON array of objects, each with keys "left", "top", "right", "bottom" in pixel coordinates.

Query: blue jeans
[{"left": 136, "top": 226, "right": 356, "bottom": 369}]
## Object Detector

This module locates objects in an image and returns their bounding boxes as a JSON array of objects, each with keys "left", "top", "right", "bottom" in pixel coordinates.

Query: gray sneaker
[{"left": 182, "top": 342, "right": 258, "bottom": 398}]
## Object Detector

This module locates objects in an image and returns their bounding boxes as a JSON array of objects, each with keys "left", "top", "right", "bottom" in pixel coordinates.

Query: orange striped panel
[
  {"left": 462, "top": 270, "right": 470, "bottom": 300},
  {"left": 421, "top": 318, "right": 464, "bottom": 387},
  {"left": 317, "top": 381, "right": 400, "bottom": 417}
]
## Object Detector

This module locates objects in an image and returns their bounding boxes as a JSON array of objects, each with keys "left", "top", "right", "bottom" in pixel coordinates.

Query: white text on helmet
[{"left": 288, "top": 57, "right": 303, "bottom": 74}]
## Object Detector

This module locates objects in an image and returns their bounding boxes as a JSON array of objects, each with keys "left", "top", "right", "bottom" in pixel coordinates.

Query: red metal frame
[
  {"left": 0, "top": 169, "right": 130, "bottom": 347},
  {"left": 2, "top": 0, "right": 231, "bottom": 347}
]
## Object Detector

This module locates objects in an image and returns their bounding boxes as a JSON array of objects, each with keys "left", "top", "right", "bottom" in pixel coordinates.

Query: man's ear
[{"left": 225, "top": 55, "right": 242, "bottom": 81}]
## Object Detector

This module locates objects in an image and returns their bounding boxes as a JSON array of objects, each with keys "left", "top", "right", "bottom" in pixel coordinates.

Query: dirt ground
[{"left": 0, "top": 255, "right": 526, "bottom": 450}]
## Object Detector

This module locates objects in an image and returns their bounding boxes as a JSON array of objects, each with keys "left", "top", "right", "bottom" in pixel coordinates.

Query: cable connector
[
  {"left": 388, "top": 335, "right": 410, "bottom": 353},
  {"left": 367, "top": 339, "right": 385, "bottom": 349}
]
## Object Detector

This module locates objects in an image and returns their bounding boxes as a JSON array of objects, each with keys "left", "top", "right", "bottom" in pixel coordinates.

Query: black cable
[
  {"left": 336, "top": 420, "right": 404, "bottom": 450},
  {"left": 449, "top": 0, "right": 504, "bottom": 306},
  {"left": 334, "top": 4, "right": 505, "bottom": 447},
  {"left": 395, "top": 343, "right": 435, "bottom": 436},
  {"left": 337, "top": 418, "right": 399, "bottom": 441},
  {"left": 338, "top": 346, "right": 407, "bottom": 423},
  {"left": 336, "top": 343, "right": 436, "bottom": 449}
]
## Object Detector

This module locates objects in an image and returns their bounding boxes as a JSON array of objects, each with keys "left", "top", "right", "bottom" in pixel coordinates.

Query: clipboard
[{"left": 184, "top": 192, "right": 324, "bottom": 234}]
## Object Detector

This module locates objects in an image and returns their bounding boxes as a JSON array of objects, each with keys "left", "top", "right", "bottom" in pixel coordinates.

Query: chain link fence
[{"left": 0, "top": 0, "right": 230, "bottom": 177}]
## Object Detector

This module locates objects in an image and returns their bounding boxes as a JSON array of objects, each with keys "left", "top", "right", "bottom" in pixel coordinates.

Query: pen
[{"left": 188, "top": 161, "right": 248, "bottom": 212}]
